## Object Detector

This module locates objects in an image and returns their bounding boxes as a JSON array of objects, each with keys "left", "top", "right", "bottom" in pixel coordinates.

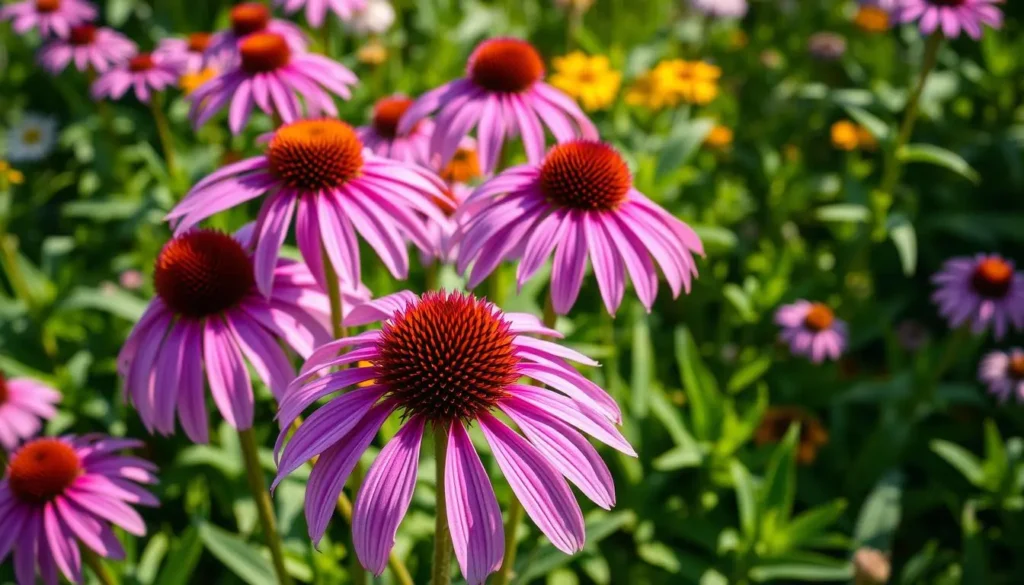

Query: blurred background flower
[
  {"left": 4, "top": 113, "right": 57, "bottom": 163},
  {"left": 549, "top": 52, "right": 622, "bottom": 111}
]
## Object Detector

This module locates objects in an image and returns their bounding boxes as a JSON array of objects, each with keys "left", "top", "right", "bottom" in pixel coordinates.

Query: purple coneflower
[
  {"left": 90, "top": 52, "right": 180, "bottom": 103},
  {"left": 117, "top": 229, "right": 363, "bottom": 443},
  {"left": 205, "top": 2, "right": 308, "bottom": 67},
  {"left": 275, "top": 0, "right": 367, "bottom": 27},
  {"left": 38, "top": 24, "right": 135, "bottom": 74},
  {"left": 188, "top": 32, "right": 357, "bottom": 134},
  {"left": 154, "top": 32, "right": 219, "bottom": 75},
  {"left": 0, "top": 435, "right": 157, "bottom": 585},
  {"left": 932, "top": 254, "right": 1024, "bottom": 339},
  {"left": 167, "top": 119, "right": 447, "bottom": 294},
  {"left": 775, "top": 300, "right": 847, "bottom": 363},
  {"left": 356, "top": 95, "right": 434, "bottom": 166},
  {"left": 454, "top": 140, "right": 703, "bottom": 315},
  {"left": 399, "top": 37, "right": 598, "bottom": 174},
  {"left": 0, "top": 0, "right": 96, "bottom": 38},
  {"left": 894, "top": 0, "right": 1002, "bottom": 39},
  {"left": 274, "top": 290, "right": 634, "bottom": 584},
  {"left": 979, "top": 348, "right": 1024, "bottom": 402},
  {"left": 0, "top": 373, "right": 60, "bottom": 451}
]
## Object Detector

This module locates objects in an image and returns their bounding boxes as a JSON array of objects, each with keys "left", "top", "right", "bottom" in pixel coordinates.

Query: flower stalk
[
  {"left": 431, "top": 425, "right": 453, "bottom": 585},
  {"left": 238, "top": 428, "right": 294, "bottom": 585},
  {"left": 82, "top": 547, "right": 118, "bottom": 585},
  {"left": 149, "top": 92, "right": 178, "bottom": 182}
]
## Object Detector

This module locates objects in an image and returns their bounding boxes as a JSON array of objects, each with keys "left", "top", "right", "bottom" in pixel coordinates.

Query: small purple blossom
[
  {"left": 154, "top": 32, "right": 224, "bottom": 75},
  {"left": 91, "top": 52, "right": 181, "bottom": 104},
  {"left": 979, "top": 348, "right": 1024, "bottom": 402},
  {"left": 205, "top": 2, "right": 308, "bottom": 68},
  {"left": 689, "top": 0, "right": 748, "bottom": 19},
  {"left": 932, "top": 254, "right": 1024, "bottom": 339},
  {"left": 275, "top": 0, "right": 367, "bottom": 27},
  {"left": 0, "top": 373, "right": 60, "bottom": 451},
  {"left": 37, "top": 24, "right": 135, "bottom": 74},
  {"left": 0, "top": 0, "right": 96, "bottom": 39},
  {"left": 356, "top": 95, "right": 434, "bottom": 166},
  {"left": 775, "top": 300, "right": 847, "bottom": 363}
]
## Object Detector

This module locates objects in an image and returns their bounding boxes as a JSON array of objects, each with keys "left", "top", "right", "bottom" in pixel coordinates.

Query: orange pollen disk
[
  {"left": 374, "top": 291, "right": 520, "bottom": 423},
  {"left": 267, "top": 119, "right": 364, "bottom": 191},
  {"left": 239, "top": 33, "right": 290, "bottom": 73},
  {"left": 129, "top": 54, "right": 155, "bottom": 72},
  {"left": 0, "top": 372, "right": 8, "bottom": 405},
  {"left": 1009, "top": 355, "right": 1024, "bottom": 379},
  {"left": 69, "top": 24, "right": 96, "bottom": 45},
  {"left": 9, "top": 439, "right": 81, "bottom": 504},
  {"left": 804, "top": 303, "right": 835, "bottom": 332},
  {"left": 972, "top": 257, "right": 1014, "bottom": 298},
  {"left": 188, "top": 32, "right": 213, "bottom": 53},
  {"left": 539, "top": 141, "right": 632, "bottom": 211},
  {"left": 35, "top": 0, "right": 60, "bottom": 13},
  {"left": 441, "top": 148, "right": 481, "bottom": 184},
  {"left": 231, "top": 3, "right": 271, "bottom": 36},
  {"left": 469, "top": 38, "right": 545, "bottom": 93},
  {"left": 372, "top": 97, "right": 415, "bottom": 139},
  {"left": 154, "top": 230, "right": 255, "bottom": 319}
]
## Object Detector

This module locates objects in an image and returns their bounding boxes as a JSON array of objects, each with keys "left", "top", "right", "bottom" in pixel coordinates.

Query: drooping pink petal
[{"left": 446, "top": 421, "right": 504, "bottom": 585}]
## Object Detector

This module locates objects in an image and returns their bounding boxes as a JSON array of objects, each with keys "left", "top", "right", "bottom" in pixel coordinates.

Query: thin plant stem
[
  {"left": 878, "top": 32, "right": 942, "bottom": 198},
  {"left": 0, "top": 233, "right": 35, "bottom": 312},
  {"left": 322, "top": 250, "right": 348, "bottom": 341},
  {"left": 238, "top": 428, "right": 294, "bottom": 585},
  {"left": 335, "top": 491, "right": 415, "bottom": 585},
  {"left": 431, "top": 426, "right": 452, "bottom": 585},
  {"left": 425, "top": 262, "right": 439, "bottom": 291},
  {"left": 149, "top": 93, "right": 178, "bottom": 182},
  {"left": 82, "top": 547, "right": 118, "bottom": 585}
]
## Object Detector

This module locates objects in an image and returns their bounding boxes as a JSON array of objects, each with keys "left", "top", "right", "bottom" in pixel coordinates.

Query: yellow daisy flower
[
  {"left": 854, "top": 5, "right": 889, "bottom": 33},
  {"left": 625, "top": 70, "right": 678, "bottom": 111},
  {"left": 653, "top": 59, "right": 721, "bottom": 106},
  {"left": 179, "top": 67, "right": 218, "bottom": 96},
  {"left": 549, "top": 52, "right": 622, "bottom": 111},
  {"left": 830, "top": 120, "right": 860, "bottom": 151},
  {"left": 704, "top": 124, "right": 734, "bottom": 149}
]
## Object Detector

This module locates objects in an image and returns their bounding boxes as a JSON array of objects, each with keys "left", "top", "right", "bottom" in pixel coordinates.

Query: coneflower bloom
[
  {"left": 356, "top": 95, "right": 434, "bottom": 166},
  {"left": 454, "top": 140, "right": 703, "bottom": 316},
  {"left": 205, "top": 2, "right": 308, "bottom": 67},
  {"left": 275, "top": 0, "right": 366, "bottom": 27},
  {"left": 188, "top": 33, "right": 357, "bottom": 134},
  {"left": 426, "top": 144, "right": 482, "bottom": 263},
  {"left": 167, "top": 119, "right": 447, "bottom": 295},
  {"left": 274, "top": 290, "right": 634, "bottom": 584},
  {"left": 894, "top": 0, "right": 1002, "bottom": 39},
  {"left": 0, "top": 435, "right": 157, "bottom": 584},
  {"left": 932, "top": 254, "right": 1024, "bottom": 339},
  {"left": 0, "top": 373, "right": 61, "bottom": 451},
  {"left": 399, "top": 37, "right": 598, "bottom": 174},
  {"left": 38, "top": 24, "right": 136, "bottom": 75},
  {"left": 117, "top": 229, "right": 363, "bottom": 443},
  {"left": 979, "top": 348, "right": 1024, "bottom": 402},
  {"left": 154, "top": 32, "right": 218, "bottom": 75},
  {"left": 775, "top": 300, "right": 847, "bottom": 363},
  {"left": 91, "top": 52, "right": 181, "bottom": 104},
  {"left": 0, "top": 0, "right": 96, "bottom": 38}
]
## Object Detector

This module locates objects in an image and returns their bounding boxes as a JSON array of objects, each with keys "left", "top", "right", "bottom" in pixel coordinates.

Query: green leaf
[
  {"left": 631, "top": 306, "right": 653, "bottom": 418},
  {"left": 155, "top": 526, "right": 203, "bottom": 585},
  {"left": 723, "top": 284, "right": 757, "bottom": 323},
  {"left": 898, "top": 144, "right": 980, "bottom": 183},
  {"left": 853, "top": 471, "right": 903, "bottom": 551},
  {"left": 982, "top": 419, "right": 1008, "bottom": 491},
  {"left": 674, "top": 327, "right": 721, "bottom": 442},
  {"left": 726, "top": 356, "right": 772, "bottom": 394},
  {"left": 844, "top": 106, "right": 890, "bottom": 142},
  {"left": 649, "top": 388, "right": 701, "bottom": 452},
  {"left": 815, "top": 203, "right": 870, "bottom": 224},
  {"left": 59, "top": 286, "right": 147, "bottom": 322},
  {"left": 137, "top": 533, "right": 168, "bottom": 585},
  {"left": 198, "top": 522, "right": 275, "bottom": 585},
  {"left": 961, "top": 502, "right": 988, "bottom": 584},
  {"left": 730, "top": 460, "right": 758, "bottom": 539},
  {"left": 932, "top": 440, "right": 986, "bottom": 487},
  {"left": 691, "top": 225, "right": 738, "bottom": 252},
  {"left": 761, "top": 426, "right": 799, "bottom": 529},
  {"left": 656, "top": 118, "right": 716, "bottom": 179},
  {"left": 653, "top": 445, "right": 704, "bottom": 471},
  {"left": 750, "top": 558, "right": 853, "bottom": 582},
  {"left": 781, "top": 500, "right": 847, "bottom": 549},
  {"left": 513, "top": 511, "right": 634, "bottom": 583},
  {"left": 887, "top": 213, "right": 917, "bottom": 276}
]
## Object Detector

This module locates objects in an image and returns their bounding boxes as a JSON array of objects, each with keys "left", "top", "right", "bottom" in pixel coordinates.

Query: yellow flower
[
  {"left": 7, "top": 170, "right": 24, "bottom": 185},
  {"left": 0, "top": 160, "right": 23, "bottom": 185},
  {"left": 653, "top": 59, "right": 721, "bottom": 106},
  {"left": 549, "top": 52, "right": 622, "bottom": 111},
  {"left": 854, "top": 5, "right": 889, "bottom": 33},
  {"left": 441, "top": 147, "right": 481, "bottom": 185},
  {"left": 704, "top": 125, "right": 733, "bottom": 149},
  {"left": 830, "top": 120, "right": 859, "bottom": 151},
  {"left": 179, "top": 67, "right": 218, "bottom": 96},
  {"left": 0, "top": 161, "right": 9, "bottom": 172},
  {"left": 855, "top": 126, "right": 878, "bottom": 151},
  {"left": 625, "top": 71, "right": 676, "bottom": 111},
  {"left": 357, "top": 39, "right": 388, "bottom": 66}
]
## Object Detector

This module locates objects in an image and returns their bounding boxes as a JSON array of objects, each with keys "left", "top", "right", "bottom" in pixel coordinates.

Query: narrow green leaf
[
  {"left": 781, "top": 500, "right": 847, "bottom": 549},
  {"left": 898, "top": 144, "right": 980, "bottom": 183},
  {"left": 726, "top": 356, "right": 772, "bottom": 394},
  {"left": 982, "top": 419, "right": 1008, "bottom": 492},
  {"left": 887, "top": 213, "right": 917, "bottom": 276},
  {"left": 844, "top": 106, "right": 890, "bottom": 142},
  {"left": 649, "top": 388, "right": 701, "bottom": 453},
  {"left": 761, "top": 425, "right": 800, "bottom": 526},
  {"left": 815, "top": 203, "right": 870, "bottom": 224},
  {"left": 155, "top": 526, "right": 204, "bottom": 585},
  {"left": 932, "top": 440, "right": 986, "bottom": 487},
  {"left": 730, "top": 460, "right": 758, "bottom": 539},
  {"left": 853, "top": 471, "right": 903, "bottom": 551},
  {"left": 674, "top": 327, "right": 720, "bottom": 441},
  {"left": 656, "top": 118, "right": 716, "bottom": 179},
  {"left": 653, "top": 445, "right": 704, "bottom": 471},
  {"left": 631, "top": 305, "right": 653, "bottom": 418},
  {"left": 198, "top": 522, "right": 275, "bottom": 585}
]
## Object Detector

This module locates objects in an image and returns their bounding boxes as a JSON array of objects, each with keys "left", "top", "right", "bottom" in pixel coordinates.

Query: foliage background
[{"left": 3, "top": 0, "right": 1024, "bottom": 583}]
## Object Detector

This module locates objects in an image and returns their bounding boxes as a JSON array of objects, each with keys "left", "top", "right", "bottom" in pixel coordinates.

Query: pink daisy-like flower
[
  {"left": 117, "top": 228, "right": 365, "bottom": 443},
  {"left": 0, "top": 434, "right": 157, "bottom": 585},
  {"left": 424, "top": 143, "right": 483, "bottom": 264},
  {"left": 454, "top": 140, "right": 703, "bottom": 316},
  {"left": 274, "top": 290, "right": 635, "bottom": 584},
  {"left": 894, "top": 0, "right": 1002, "bottom": 39},
  {"left": 979, "top": 348, "right": 1024, "bottom": 402},
  {"left": 399, "top": 37, "right": 598, "bottom": 174},
  {"left": 0, "top": 0, "right": 96, "bottom": 39},
  {"left": 154, "top": 32, "right": 220, "bottom": 75},
  {"left": 275, "top": 0, "right": 366, "bottom": 27},
  {"left": 90, "top": 52, "right": 180, "bottom": 104},
  {"left": 37, "top": 24, "right": 135, "bottom": 75},
  {"left": 775, "top": 300, "right": 847, "bottom": 363},
  {"left": 932, "top": 254, "right": 1024, "bottom": 339},
  {"left": 205, "top": 2, "right": 308, "bottom": 68},
  {"left": 356, "top": 95, "right": 435, "bottom": 166},
  {"left": 188, "top": 32, "right": 357, "bottom": 134},
  {"left": 167, "top": 119, "right": 447, "bottom": 295},
  {"left": 0, "top": 372, "right": 61, "bottom": 451}
]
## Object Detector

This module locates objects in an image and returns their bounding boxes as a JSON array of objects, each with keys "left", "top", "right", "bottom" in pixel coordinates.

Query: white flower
[
  {"left": 689, "top": 0, "right": 748, "bottom": 19},
  {"left": 5, "top": 113, "right": 57, "bottom": 163},
  {"left": 346, "top": 0, "right": 395, "bottom": 35}
]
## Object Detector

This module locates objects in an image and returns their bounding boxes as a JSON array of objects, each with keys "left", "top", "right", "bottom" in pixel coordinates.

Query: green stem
[
  {"left": 431, "top": 426, "right": 452, "bottom": 585},
  {"left": 425, "top": 262, "right": 439, "bottom": 292},
  {"left": 488, "top": 264, "right": 508, "bottom": 308},
  {"left": 238, "top": 428, "right": 294, "bottom": 585},
  {"left": 149, "top": 93, "right": 178, "bottom": 183},
  {"left": 334, "top": 492, "right": 414, "bottom": 585},
  {"left": 322, "top": 250, "right": 348, "bottom": 341},
  {"left": 0, "top": 233, "right": 35, "bottom": 311},
  {"left": 82, "top": 547, "right": 118, "bottom": 585},
  {"left": 878, "top": 32, "right": 942, "bottom": 198}
]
